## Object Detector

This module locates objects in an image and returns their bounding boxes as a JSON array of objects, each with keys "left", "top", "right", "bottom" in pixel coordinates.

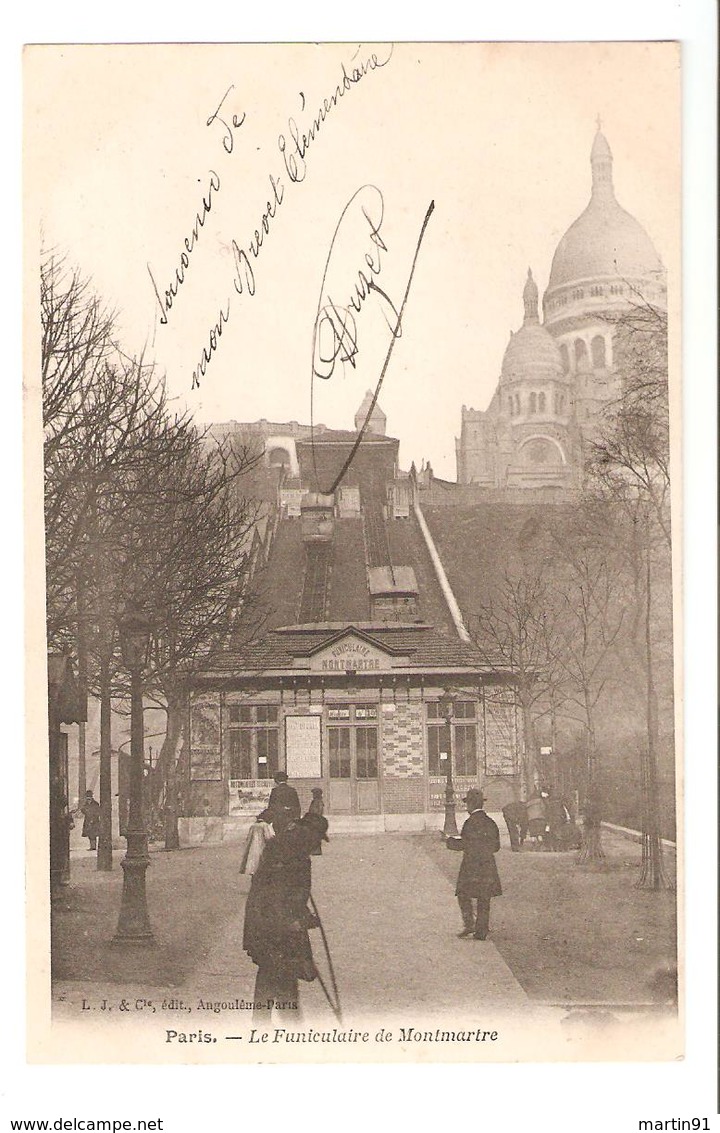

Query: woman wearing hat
[
  {"left": 305, "top": 789, "right": 328, "bottom": 856},
  {"left": 243, "top": 812, "right": 329, "bottom": 1022},
  {"left": 447, "top": 788, "right": 502, "bottom": 940}
]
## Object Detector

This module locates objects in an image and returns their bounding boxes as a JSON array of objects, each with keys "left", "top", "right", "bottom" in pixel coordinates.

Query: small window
[
  {"left": 591, "top": 336, "right": 606, "bottom": 368},
  {"left": 529, "top": 392, "right": 537, "bottom": 413},
  {"left": 255, "top": 705, "right": 278, "bottom": 724},
  {"left": 454, "top": 701, "right": 476, "bottom": 720},
  {"left": 538, "top": 392, "right": 546, "bottom": 412},
  {"left": 355, "top": 706, "right": 378, "bottom": 720},
  {"left": 228, "top": 704, "right": 253, "bottom": 724}
]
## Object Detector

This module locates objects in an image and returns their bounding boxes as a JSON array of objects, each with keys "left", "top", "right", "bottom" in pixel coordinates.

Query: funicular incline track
[
  {"left": 298, "top": 542, "right": 333, "bottom": 623},
  {"left": 363, "top": 501, "right": 394, "bottom": 572}
]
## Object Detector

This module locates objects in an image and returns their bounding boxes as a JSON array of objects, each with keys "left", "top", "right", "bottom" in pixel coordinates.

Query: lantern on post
[{"left": 113, "top": 602, "right": 154, "bottom": 943}]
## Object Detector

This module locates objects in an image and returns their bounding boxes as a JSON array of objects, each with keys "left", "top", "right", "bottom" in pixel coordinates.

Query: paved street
[
  {"left": 54, "top": 832, "right": 526, "bottom": 1027},
  {"left": 52, "top": 826, "right": 676, "bottom": 1035}
]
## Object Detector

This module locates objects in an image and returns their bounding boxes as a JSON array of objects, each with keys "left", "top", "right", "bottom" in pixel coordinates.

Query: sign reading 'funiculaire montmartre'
[{"left": 305, "top": 635, "right": 405, "bottom": 673}]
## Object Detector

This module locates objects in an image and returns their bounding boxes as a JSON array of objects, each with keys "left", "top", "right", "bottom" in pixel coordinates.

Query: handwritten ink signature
[
  {"left": 147, "top": 86, "right": 245, "bottom": 328},
  {"left": 310, "top": 194, "right": 435, "bottom": 494},
  {"left": 189, "top": 46, "right": 394, "bottom": 392},
  {"left": 312, "top": 185, "right": 402, "bottom": 382}
]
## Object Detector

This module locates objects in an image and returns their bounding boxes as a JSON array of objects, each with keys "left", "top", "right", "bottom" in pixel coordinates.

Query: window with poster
[
  {"left": 227, "top": 704, "right": 279, "bottom": 779},
  {"left": 426, "top": 700, "right": 477, "bottom": 776}
]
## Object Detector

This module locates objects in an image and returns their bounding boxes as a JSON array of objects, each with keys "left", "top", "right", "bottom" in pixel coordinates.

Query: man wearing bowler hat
[
  {"left": 446, "top": 787, "right": 502, "bottom": 940},
  {"left": 260, "top": 770, "right": 301, "bottom": 835}
]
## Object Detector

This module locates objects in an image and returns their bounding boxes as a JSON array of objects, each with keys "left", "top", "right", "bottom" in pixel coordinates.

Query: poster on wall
[
  {"left": 285, "top": 714, "right": 322, "bottom": 778},
  {"left": 189, "top": 693, "right": 222, "bottom": 781},
  {"left": 228, "top": 779, "right": 273, "bottom": 816}
]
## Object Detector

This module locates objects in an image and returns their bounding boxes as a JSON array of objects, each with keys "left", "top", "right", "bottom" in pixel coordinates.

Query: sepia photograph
[{"left": 24, "top": 40, "right": 684, "bottom": 1066}]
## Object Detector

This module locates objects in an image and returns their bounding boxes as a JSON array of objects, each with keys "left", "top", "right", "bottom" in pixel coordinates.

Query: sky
[{"left": 26, "top": 42, "right": 679, "bottom": 479}]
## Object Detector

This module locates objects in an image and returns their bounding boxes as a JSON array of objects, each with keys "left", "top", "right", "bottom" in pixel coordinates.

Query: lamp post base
[
  {"left": 113, "top": 854, "right": 154, "bottom": 944},
  {"left": 443, "top": 778, "right": 459, "bottom": 837},
  {"left": 442, "top": 809, "right": 459, "bottom": 838}
]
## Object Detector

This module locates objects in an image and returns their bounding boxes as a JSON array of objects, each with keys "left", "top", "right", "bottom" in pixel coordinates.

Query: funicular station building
[
  {"left": 180, "top": 128, "right": 668, "bottom": 838},
  {"left": 182, "top": 400, "right": 523, "bottom": 837}
]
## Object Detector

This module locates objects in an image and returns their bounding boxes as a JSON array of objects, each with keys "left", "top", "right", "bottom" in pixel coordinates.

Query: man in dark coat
[
  {"left": 260, "top": 771, "right": 301, "bottom": 834},
  {"left": 81, "top": 790, "right": 100, "bottom": 851},
  {"left": 243, "top": 813, "right": 328, "bottom": 1023},
  {"left": 447, "top": 788, "right": 502, "bottom": 940}
]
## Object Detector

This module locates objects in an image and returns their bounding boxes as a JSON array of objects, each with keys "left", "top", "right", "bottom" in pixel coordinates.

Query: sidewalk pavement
[
  {"left": 53, "top": 833, "right": 527, "bottom": 1026},
  {"left": 309, "top": 835, "right": 527, "bottom": 1020},
  {"left": 49, "top": 828, "right": 682, "bottom": 1063}
]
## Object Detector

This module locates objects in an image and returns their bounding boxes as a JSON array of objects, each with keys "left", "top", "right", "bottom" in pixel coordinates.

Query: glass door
[{"left": 326, "top": 705, "right": 380, "bottom": 813}]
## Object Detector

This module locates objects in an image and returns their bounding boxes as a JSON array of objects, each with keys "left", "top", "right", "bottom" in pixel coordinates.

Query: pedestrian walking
[
  {"left": 260, "top": 770, "right": 301, "bottom": 835},
  {"left": 446, "top": 788, "right": 502, "bottom": 940},
  {"left": 243, "top": 813, "right": 329, "bottom": 1023},
  {"left": 80, "top": 789, "right": 100, "bottom": 851},
  {"left": 502, "top": 798, "right": 528, "bottom": 851},
  {"left": 305, "top": 788, "right": 329, "bottom": 856}
]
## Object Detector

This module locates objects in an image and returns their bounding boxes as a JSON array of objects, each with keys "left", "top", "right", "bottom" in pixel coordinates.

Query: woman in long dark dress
[
  {"left": 306, "top": 788, "right": 328, "bottom": 856},
  {"left": 243, "top": 813, "right": 328, "bottom": 1023}
]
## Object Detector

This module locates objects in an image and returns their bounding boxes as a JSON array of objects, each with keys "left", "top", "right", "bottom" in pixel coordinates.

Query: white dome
[
  {"left": 501, "top": 270, "right": 565, "bottom": 383},
  {"left": 546, "top": 131, "right": 663, "bottom": 293}
]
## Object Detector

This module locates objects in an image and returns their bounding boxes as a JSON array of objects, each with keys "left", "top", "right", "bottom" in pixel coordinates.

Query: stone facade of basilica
[{"left": 455, "top": 129, "right": 667, "bottom": 494}]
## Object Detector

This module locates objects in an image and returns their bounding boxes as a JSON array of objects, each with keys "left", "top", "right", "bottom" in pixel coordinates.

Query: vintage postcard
[{"left": 24, "top": 41, "right": 682, "bottom": 1064}]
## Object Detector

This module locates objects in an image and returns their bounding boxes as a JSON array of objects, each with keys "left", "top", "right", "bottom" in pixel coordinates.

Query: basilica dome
[
  {"left": 546, "top": 130, "right": 663, "bottom": 291},
  {"left": 501, "top": 269, "right": 565, "bottom": 382}
]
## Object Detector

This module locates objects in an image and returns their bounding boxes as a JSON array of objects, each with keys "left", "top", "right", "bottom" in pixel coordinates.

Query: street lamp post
[
  {"left": 439, "top": 690, "right": 458, "bottom": 838},
  {"left": 113, "top": 604, "right": 154, "bottom": 944}
]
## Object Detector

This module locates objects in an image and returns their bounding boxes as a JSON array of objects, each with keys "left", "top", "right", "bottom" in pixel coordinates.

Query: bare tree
[
  {"left": 470, "top": 569, "right": 563, "bottom": 797},
  {"left": 588, "top": 300, "right": 670, "bottom": 547},
  {"left": 585, "top": 297, "right": 673, "bottom": 889},
  {"left": 119, "top": 427, "right": 263, "bottom": 849},
  {"left": 550, "top": 518, "right": 625, "bottom": 864},
  {"left": 42, "top": 250, "right": 265, "bottom": 857}
]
